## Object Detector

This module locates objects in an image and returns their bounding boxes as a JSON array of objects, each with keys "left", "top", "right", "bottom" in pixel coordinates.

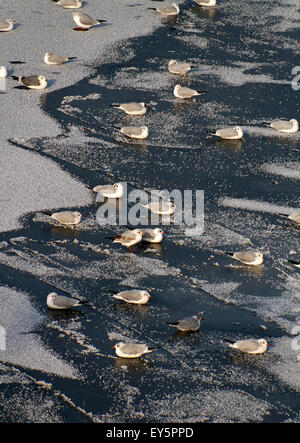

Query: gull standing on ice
[
  {"left": 92, "top": 182, "right": 124, "bottom": 198},
  {"left": 72, "top": 11, "right": 107, "bottom": 31},
  {"left": 148, "top": 3, "right": 180, "bottom": 17},
  {"left": 113, "top": 342, "right": 159, "bottom": 358},
  {"left": 193, "top": 0, "right": 216, "bottom": 7},
  {"left": 288, "top": 259, "right": 300, "bottom": 268},
  {"left": 0, "top": 19, "right": 16, "bottom": 32},
  {"left": 107, "top": 229, "right": 144, "bottom": 252},
  {"left": 47, "top": 292, "right": 89, "bottom": 310},
  {"left": 141, "top": 201, "right": 176, "bottom": 215},
  {"left": 167, "top": 315, "right": 204, "bottom": 332},
  {"left": 208, "top": 126, "right": 244, "bottom": 140},
  {"left": 263, "top": 119, "right": 299, "bottom": 134},
  {"left": 111, "top": 102, "right": 149, "bottom": 116},
  {"left": 126, "top": 226, "right": 165, "bottom": 243},
  {"left": 115, "top": 125, "right": 149, "bottom": 140},
  {"left": 41, "top": 210, "right": 82, "bottom": 226},
  {"left": 141, "top": 228, "right": 165, "bottom": 243},
  {"left": 44, "top": 52, "right": 77, "bottom": 65},
  {"left": 225, "top": 338, "right": 270, "bottom": 354},
  {"left": 226, "top": 250, "right": 264, "bottom": 266},
  {"left": 51, "top": 0, "right": 82, "bottom": 8},
  {"left": 173, "top": 84, "right": 206, "bottom": 99},
  {"left": 11, "top": 75, "right": 47, "bottom": 90},
  {"left": 168, "top": 60, "right": 198, "bottom": 75},
  {"left": 279, "top": 211, "right": 300, "bottom": 224},
  {"left": 111, "top": 289, "right": 151, "bottom": 305}
]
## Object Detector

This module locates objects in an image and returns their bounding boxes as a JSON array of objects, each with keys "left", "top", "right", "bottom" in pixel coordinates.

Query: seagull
[
  {"left": 167, "top": 315, "right": 204, "bottom": 332},
  {"left": 92, "top": 182, "right": 124, "bottom": 198},
  {"left": 263, "top": 119, "right": 299, "bottom": 134},
  {"left": 173, "top": 84, "right": 207, "bottom": 99},
  {"left": 115, "top": 125, "right": 149, "bottom": 140},
  {"left": 168, "top": 60, "right": 198, "bottom": 75},
  {"left": 72, "top": 11, "right": 107, "bottom": 31},
  {"left": 148, "top": 3, "right": 180, "bottom": 17},
  {"left": 226, "top": 250, "right": 264, "bottom": 266},
  {"left": 279, "top": 211, "right": 300, "bottom": 224},
  {"left": 41, "top": 210, "right": 82, "bottom": 226},
  {"left": 111, "top": 102, "right": 149, "bottom": 116},
  {"left": 11, "top": 75, "right": 47, "bottom": 90},
  {"left": 141, "top": 228, "right": 166, "bottom": 243},
  {"left": 0, "top": 66, "right": 7, "bottom": 79},
  {"left": 225, "top": 338, "right": 270, "bottom": 354},
  {"left": 193, "top": 0, "right": 216, "bottom": 7},
  {"left": 113, "top": 342, "right": 159, "bottom": 358},
  {"left": 208, "top": 126, "right": 244, "bottom": 140},
  {"left": 288, "top": 259, "right": 300, "bottom": 268},
  {"left": 47, "top": 292, "right": 89, "bottom": 310},
  {"left": 0, "top": 19, "right": 16, "bottom": 32},
  {"left": 141, "top": 201, "right": 176, "bottom": 215},
  {"left": 44, "top": 52, "right": 77, "bottom": 65},
  {"left": 51, "top": 0, "right": 82, "bottom": 8},
  {"left": 110, "top": 289, "right": 151, "bottom": 305},
  {"left": 107, "top": 229, "right": 144, "bottom": 252}
]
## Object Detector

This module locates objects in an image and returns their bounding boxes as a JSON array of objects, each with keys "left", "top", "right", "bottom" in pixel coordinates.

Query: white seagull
[
  {"left": 288, "top": 259, "right": 300, "bottom": 268},
  {"left": 167, "top": 315, "right": 204, "bottom": 332},
  {"left": 41, "top": 210, "right": 82, "bottom": 226},
  {"left": 0, "top": 19, "right": 16, "bottom": 32},
  {"left": 92, "top": 182, "right": 124, "bottom": 198},
  {"left": 168, "top": 59, "right": 198, "bottom": 75},
  {"left": 148, "top": 3, "right": 180, "bottom": 17},
  {"left": 208, "top": 126, "right": 244, "bottom": 140},
  {"left": 263, "top": 119, "right": 299, "bottom": 134},
  {"left": 279, "top": 211, "right": 300, "bottom": 224},
  {"left": 108, "top": 229, "right": 144, "bottom": 252},
  {"left": 116, "top": 125, "right": 149, "bottom": 140},
  {"left": 47, "top": 292, "right": 89, "bottom": 310},
  {"left": 72, "top": 11, "right": 107, "bottom": 31},
  {"left": 173, "top": 84, "right": 206, "bottom": 99},
  {"left": 113, "top": 342, "right": 159, "bottom": 358},
  {"left": 51, "top": 0, "right": 82, "bottom": 8},
  {"left": 193, "top": 0, "right": 216, "bottom": 7},
  {"left": 141, "top": 228, "right": 166, "bottom": 243},
  {"left": 111, "top": 102, "right": 149, "bottom": 116},
  {"left": 226, "top": 250, "right": 264, "bottom": 266},
  {"left": 11, "top": 75, "right": 47, "bottom": 90},
  {"left": 44, "top": 52, "right": 77, "bottom": 65},
  {"left": 225, "top": 338, "right": 270, "bottom": 354},
  {"left": 111, "top": 289, "right": 151, "bottom": 305}
]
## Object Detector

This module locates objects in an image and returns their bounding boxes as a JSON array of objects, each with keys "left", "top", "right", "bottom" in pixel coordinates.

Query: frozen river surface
[{"left": 0, "top": 0, "right": 299, "bottom": 423}]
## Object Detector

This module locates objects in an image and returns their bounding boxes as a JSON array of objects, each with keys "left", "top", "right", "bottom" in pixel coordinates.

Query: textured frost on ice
[{"left": 0, "top": 286, "right": 79, "bottom": 378}]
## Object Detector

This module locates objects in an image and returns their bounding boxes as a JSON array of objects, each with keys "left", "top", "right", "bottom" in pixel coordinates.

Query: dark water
[{"left": 1, "top": 0, "right": 300, "bottom": 422}]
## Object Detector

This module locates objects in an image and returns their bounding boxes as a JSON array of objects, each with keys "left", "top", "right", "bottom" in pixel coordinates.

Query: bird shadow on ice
[
  {"left": 113, "top": 357, "right": 150, "bottom": 372},
  {"left": 213, "top": 139, "right": 243, "bottom": 152},
  {"left": 191, "top": 6, "right": 218, "bottom": 20},
  {"left": 224, "top": 264, "right": 264, "bottom": 279},
  {"left": 46, "top": 308, "right": 87, "bottom": 321}
]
